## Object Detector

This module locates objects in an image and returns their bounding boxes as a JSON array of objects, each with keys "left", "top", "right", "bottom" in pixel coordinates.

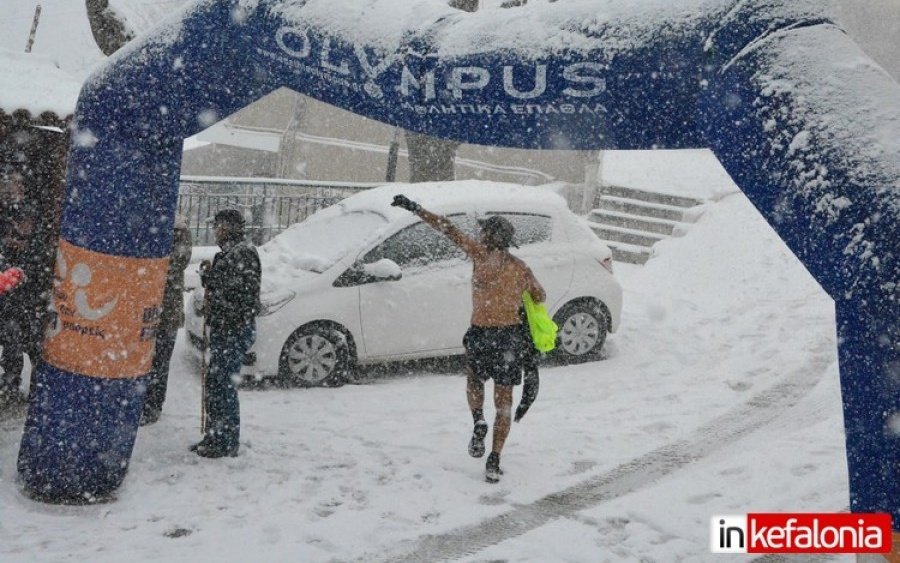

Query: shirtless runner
[{"left": 392, "top": 194, "right": 545, "bottom": 482}]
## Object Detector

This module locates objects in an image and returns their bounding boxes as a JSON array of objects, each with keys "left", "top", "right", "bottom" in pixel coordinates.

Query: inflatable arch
[{"left": 18, "top": 0, "right": 899, "bottom": 528}]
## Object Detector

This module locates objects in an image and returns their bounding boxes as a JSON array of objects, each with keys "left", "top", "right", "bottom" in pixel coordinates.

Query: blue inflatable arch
[{"left": 19, "top": 0, "right": 899, "bottom": 527}]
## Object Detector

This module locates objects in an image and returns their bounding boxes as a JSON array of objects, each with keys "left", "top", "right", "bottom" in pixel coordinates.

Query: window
[
  {"left": 362, "top": 214, "right": 475, "bottom": 270},
  {"left": 485, "top": 213, "right": 552, "bottom": 246}
]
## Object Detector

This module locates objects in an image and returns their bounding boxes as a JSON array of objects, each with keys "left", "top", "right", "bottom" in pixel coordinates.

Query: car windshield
[{"left": 260, "top": 210, "right": 389, "bottom": 273}]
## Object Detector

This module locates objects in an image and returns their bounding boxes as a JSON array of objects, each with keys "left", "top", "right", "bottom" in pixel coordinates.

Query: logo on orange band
[{"left": 44, "top": 239, "right": 169, "bottom": 378}]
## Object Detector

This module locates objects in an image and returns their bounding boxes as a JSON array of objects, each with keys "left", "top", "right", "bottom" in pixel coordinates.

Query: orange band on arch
[
  {"left": 881, "top": 533, "right": 900, "bottom": 563},
  {"left": 44, "top": 239, "right": 169, "bottom": 379}
]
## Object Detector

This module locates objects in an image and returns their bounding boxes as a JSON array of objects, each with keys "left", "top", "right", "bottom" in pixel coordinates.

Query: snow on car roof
[
  {"left": 338, "top": 180, "right": 569, "bottom": 222},
  {"left": 259, "top": 180, "right": 570, "bottom": 286}
]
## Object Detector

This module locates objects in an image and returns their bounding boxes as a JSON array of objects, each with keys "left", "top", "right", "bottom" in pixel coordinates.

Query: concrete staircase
[{"left": 586, "top": 185, "right": 706, "bottom": 265}]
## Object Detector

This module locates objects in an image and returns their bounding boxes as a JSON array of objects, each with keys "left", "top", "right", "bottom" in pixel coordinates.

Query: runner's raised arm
[{"left": 391, "top": 194, "right": 481, "bottom": 257}]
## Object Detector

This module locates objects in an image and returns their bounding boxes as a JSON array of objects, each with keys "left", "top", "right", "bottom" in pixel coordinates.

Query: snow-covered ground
[{"left": 0, "top": 190, "right": 848, "bottom": 562}]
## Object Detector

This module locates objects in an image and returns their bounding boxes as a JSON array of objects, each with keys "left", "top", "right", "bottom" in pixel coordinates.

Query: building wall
[
  {"left": 182, "top": 88, "right": 589, "bottom": 185},
  {"left": 181, "top": 144, "right": 278, "bottom": 178}
]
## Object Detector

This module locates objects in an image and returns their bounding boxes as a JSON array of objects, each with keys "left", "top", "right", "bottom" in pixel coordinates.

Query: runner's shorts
[{"left": 463, "top": 325, "right": 528, "bottom": 386}]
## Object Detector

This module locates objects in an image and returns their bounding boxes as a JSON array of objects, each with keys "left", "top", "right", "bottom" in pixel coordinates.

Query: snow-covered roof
[
  {"left": 0, "top": 49, "right": 80, "bottom": 117},
  {"left": 182, "top": 136, "right": 210, "bottom": 151},
  {"left": 602, "top": 149, "right": 740, "bottom": 201},
  {"left": 194, "top": 122, "right": 282, "bottom": 153}
]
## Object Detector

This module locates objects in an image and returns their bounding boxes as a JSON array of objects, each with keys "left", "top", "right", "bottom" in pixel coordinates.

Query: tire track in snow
[{"left": 365, "top": 344, "right": 835, "bottom": 562}]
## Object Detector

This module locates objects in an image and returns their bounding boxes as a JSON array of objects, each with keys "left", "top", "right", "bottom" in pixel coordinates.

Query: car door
[
  {"left": 357, "top": 216, "right": 475, "bottom": 359},
  {"left": 497, "top": 212, "right": 575, "bottom": 311}
]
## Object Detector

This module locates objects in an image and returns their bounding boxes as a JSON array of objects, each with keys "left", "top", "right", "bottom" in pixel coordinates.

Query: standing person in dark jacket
[
  {"left": 141, "top": 216, "right": 192, "bottom": 425},
  {"left": 0, "top": 246, "right": 26, "bottom": 404},
  {"left": 0, "top": 169, "right": 29, "bottom": 403},
  {"left": 193, "top": 209, "right": 260, "bottom": 458}
]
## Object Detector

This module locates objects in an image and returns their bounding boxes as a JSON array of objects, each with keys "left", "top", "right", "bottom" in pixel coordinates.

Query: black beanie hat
[
  {"left": 213, "top": 208, "right": 245, "bottom": 228},
  {"left": 478, "top": 215, "right": 516, "bottom": 249}
]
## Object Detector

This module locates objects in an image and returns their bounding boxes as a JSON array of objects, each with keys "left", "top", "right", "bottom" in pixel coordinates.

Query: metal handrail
[{"left": 177, "top": 176, "right": 378, "bottom": 246}]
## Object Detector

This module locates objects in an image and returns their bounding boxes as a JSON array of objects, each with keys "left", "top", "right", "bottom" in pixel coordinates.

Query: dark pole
[
  {"left": 385, "top": 128, "right": 401, "bottom": 182},
  {"left": 25, "top": 5, "right": 42, "bottom": 53}
]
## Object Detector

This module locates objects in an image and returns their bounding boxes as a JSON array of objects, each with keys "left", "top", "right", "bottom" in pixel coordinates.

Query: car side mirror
[{"left": 362, "top": 259, "right": 402, "bottom": 281}]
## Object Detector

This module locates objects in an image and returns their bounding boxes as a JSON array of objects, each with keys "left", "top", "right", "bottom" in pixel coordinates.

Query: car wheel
[
  {"left": 552, "top": 300, "right": 608, "bottom": 363},
  {"left": 279, "top": 324, "right": 352, "bottom": 387}
]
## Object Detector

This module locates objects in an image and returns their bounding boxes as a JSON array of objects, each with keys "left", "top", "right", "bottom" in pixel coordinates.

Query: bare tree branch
[
  {"left": 448, "top": 0, "right": 479, "bottom": 11},
  {"left": 405, "top": 131, "right": 460, "bottom": 183},
  {"left": 85, "top": 0, "right": 134, "bottom": 56},
  {"left": 403, "top": 0, "right": 478, "bottom": 183}
]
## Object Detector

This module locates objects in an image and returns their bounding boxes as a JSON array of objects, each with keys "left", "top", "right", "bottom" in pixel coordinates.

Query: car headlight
[{"left": 259, "top": 290, "right": 296, "bottom": 316}]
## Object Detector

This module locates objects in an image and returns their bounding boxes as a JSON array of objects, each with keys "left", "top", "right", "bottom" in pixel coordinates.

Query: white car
[{"left": 186, "top": 182, "right": 622, "bottom": 387}]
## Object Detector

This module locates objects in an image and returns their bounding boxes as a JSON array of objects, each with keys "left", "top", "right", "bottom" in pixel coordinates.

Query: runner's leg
[
  {"left": 466, "top": 368, "right": 485, "bottom": 415},
  {"left": 491, "top": 384, "right": 514, "bottom": 454},
  {"left": 467, "top": 368, "right": 489, "bottom": 457}
]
